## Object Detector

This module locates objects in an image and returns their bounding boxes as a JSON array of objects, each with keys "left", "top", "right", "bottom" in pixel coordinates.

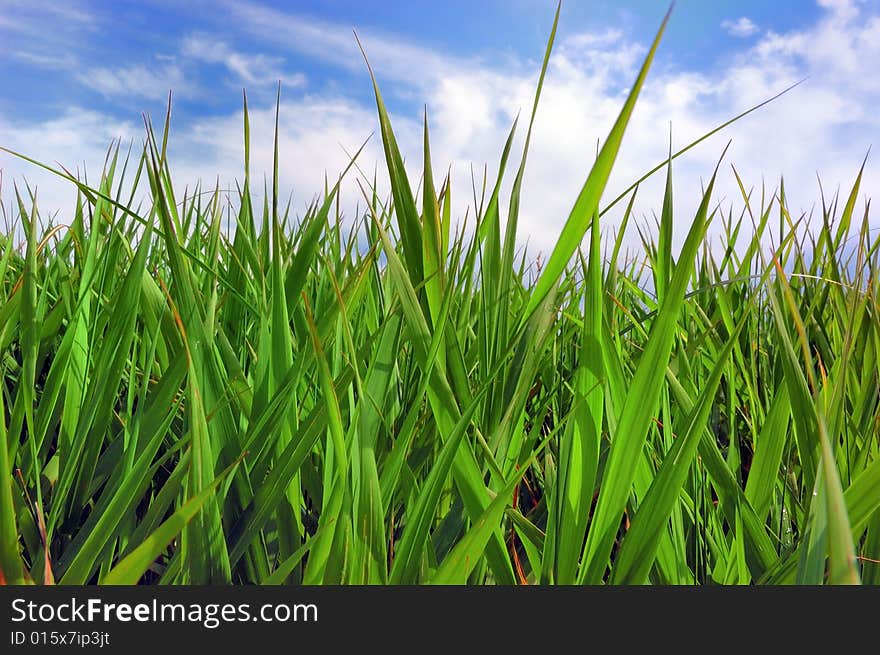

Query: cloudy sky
[{"left": 1, "top": 0, "right": 878, "bottom": 256}]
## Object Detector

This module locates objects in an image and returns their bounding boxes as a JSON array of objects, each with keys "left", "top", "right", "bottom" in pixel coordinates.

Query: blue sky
[
  {"left": 0, "top": 0, "right": 827, "bottom": 118},
  {"left": 1, "top": 0, "right": 878, "bottom": 253}
]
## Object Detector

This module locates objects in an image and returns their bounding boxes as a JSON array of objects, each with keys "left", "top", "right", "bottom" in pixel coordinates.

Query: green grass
[{"left": 1, "top": 6, "right": 879, "bottom": 585}]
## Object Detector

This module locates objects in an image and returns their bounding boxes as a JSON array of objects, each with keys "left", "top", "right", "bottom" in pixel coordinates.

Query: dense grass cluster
[{"left": 1, "top": 9, "right": 878, "bottom": 585}]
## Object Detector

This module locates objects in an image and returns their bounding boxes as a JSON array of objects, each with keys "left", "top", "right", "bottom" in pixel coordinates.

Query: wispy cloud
[
  {"left": 77, "top": 62, "right": 189, "bottom": 101},
  {"left": 0, "top": 0, "right": 97, "bottom": 35},
  {"left": 721, "top": 17, "right": 759, "bottom": 38},
  {"left": 182, "top": 34, "right": 305, "bottom": 88},
  {"left": 219, "top": 0, "right": 482, "bottom": 89},
  {"left": 12, "top": 50, "right": 77, "bottom": 70},
  {"left": 0, "top": 0, "right": 98, "bottom": 67}
]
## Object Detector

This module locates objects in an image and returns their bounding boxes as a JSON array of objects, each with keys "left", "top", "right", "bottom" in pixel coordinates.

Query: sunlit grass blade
[
  {"left": 613, "top": 309, "right": 750, "bottom": 584},
  {"left": 579, "top": 147, "right": 725, "bottom": 583},
  {"left": 521, "top": 6, "right": 672, "bottom": 327}
]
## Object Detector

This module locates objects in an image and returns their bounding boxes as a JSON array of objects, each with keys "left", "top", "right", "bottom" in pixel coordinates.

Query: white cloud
[
  {"left": 0, "top": 108, "right": 140, "bottom": 226},
  {"left": 0, "top": 0, "right": 96, "bottom": 72},
  {"left": 563, "top": 29, "right": 624, "bottom": 49},
  {"left": 169, "top": 95, "right": 394, "bottom": 217},
  {"left": 0, "top": 98, "right": 391, "bottom": 236},
  {"left": 722, "top": 17, "right": 759, "bottom": 38},
  {"left": 77, "top": 62, "right": 190, "bottom": 101},
  {"left": 182, "top": 35, "right": 306, "bottom": 88},
  {"left": 12, "top": 50, "right": 76, "bottom": 70},
  {"left": 817, "top": 0, "right": 861, "bottom": 20},
  {"left": 0, "top": 0, "right": 96, "bottom": 36},
  {"left": 219, "top": 0, "right": 485, "bottom": 90}
]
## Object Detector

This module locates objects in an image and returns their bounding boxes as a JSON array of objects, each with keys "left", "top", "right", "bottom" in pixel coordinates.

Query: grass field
[{"left": 1, "top": 7, "right": 878, "bottom": 585}]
